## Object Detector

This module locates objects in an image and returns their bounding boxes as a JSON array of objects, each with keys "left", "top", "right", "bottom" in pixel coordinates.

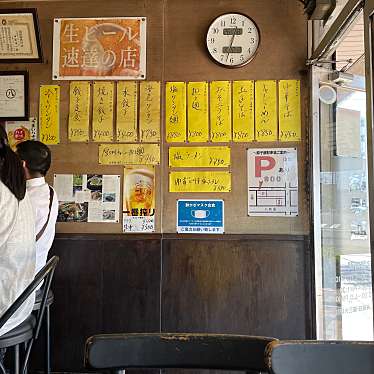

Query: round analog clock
[{"left": 206, "top": 13, "right": 260, "bottom": 68}]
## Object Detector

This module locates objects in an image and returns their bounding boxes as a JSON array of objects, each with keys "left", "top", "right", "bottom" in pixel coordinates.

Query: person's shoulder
[
  {"left": 0, "top": 180, "right": 15, "bottom": 199},
  {"left": 0, "top": 180, "right": 18, "bottom": 209}
]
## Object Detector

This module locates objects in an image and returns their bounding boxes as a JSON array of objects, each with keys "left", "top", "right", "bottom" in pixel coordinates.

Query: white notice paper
[
  {"left": 336, "top": 107, "right": 361, "bottom": 158},
  {"left": 54, "top": 174, "right": 120, "bottom": 223},
  {"left": 247, "top": 148, "right": 298, "bottom": 216},
  {"left": 0, "top": 75, "right": 25, "bottom": 118}
]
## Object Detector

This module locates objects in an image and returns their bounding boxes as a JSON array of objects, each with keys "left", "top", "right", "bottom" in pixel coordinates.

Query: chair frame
[
  {"left": 0, "top": 256, "right": 59, "bottom": 374},
  {"left": 266, "top": 340, "right": 374, "bottom": 374},
  {"left": 85, "top": 332, "right": 277, "bottom": 373}
]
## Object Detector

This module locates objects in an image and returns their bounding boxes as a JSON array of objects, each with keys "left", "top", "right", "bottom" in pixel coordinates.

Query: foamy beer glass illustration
[{"left": 124, "top": 168, "right": 154, "bottom": 214}]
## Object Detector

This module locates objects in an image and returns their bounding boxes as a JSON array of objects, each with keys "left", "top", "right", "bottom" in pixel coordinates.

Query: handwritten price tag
[
  {"left": 140, "top": 81, "right": 160, "bottom": 142},
  {"left": 169, "top": 146, "right": 230, "bottom": 168},
  {"left": 99, "top": 144, "right": 160, "bottom": 165},
  {"left": 170, "top": 171, "right": 231, "bottom": 192},
  {"left": 255, "top": 80, "right": 277, "bottom": 141}
]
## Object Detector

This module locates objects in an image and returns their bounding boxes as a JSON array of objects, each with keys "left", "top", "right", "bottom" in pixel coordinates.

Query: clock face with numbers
[{"left": 206, "top": 13, "right": 260, "bottom": 68}]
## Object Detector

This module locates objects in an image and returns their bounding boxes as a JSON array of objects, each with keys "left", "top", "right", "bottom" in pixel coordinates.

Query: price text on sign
[
  {"left": 165, "top": 82, "right": 186, "bottom": 142},
  {"left": 92, "top": 82, "right": 114, "bottom": 142},
  {"left": 169, "top": 146, "right": 230, "bottom": 168},
  {"left": 279, "top": 80, "right": 301, "bottom": 141},
  {"left": 187, "top": 81, "right": 209, "bottom": 142},
  {"left": 210, "top": 80, "right": 232, "bottom": 142},
  {"left": 169, "top": 171, "right": 231, "bottom": 192},
  {"left": 99, "top": 143, "right": 160, "bottom": 165},
  {"left": 39, "top": 85, "right": 60, "bottom": 145},
  {"left": 233, "top": 80, "right": 254, "bottom": 142},
  {"left": 116, "top": 81, "right": 138, "bottom": 142},
  {"left": 68, "top": 81, "right": 90, "bottom": 142},
  {"left": 140, "top": 81, "right": 161, "bottom": 142},
  {"left": 255, "top": 80, "right": 277, "bottom": 141}
]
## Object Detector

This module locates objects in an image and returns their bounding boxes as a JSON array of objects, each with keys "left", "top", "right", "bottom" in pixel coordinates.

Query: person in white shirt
[
  {"left": 16, "top": 140, "right": 58, "bottom": 276},
  {"left": 0, "top": 125, "right": 35, "bottom": 338}
]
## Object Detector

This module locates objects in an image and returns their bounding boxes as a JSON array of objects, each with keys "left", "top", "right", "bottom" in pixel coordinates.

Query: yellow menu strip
[
  {"left": 169, "top": 171, "right": 231, "bottom": 192},
  {"left": 39, "top": 85, "right": 60, "bottom": 145},
  {"left": 99, "top": 143, "right": 160, "bottom": 165},
  {"left": 116, "top": 81, "right": 138, "bottom": 142},
  {"left": 92, "top": 82, "right": 114, "bottom": 142},
  {"left": 140, "top": 81, "right": 161, "bottom": 142},
  {"left": 68, "top": 81, "right": 90, "bottom": 142},
  {"left": 165, "top": 82, "right": 187, "bottom": 143},
  {"left": 169, "top": 146, "right": 230, "bottom": 168},
  {"left": 279, "top": 80, "right": 301, "bottom": 141},
  {"left": 233, "top": 80, "right": 254, "bottom": 142},
  {"left": 255, "top": 80, "right": 278, "bottom": 141},
  {"left": 187, "top": 81, "right": 209, "bottom": 142},
  {"left": 210, "top": 81, "right": 232, "bottom": 143}
]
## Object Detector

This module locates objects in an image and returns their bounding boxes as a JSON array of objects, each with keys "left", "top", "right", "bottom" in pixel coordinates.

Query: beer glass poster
[
  {"left": 123, "top": 166, "right": 155, "bottom": 233},
  {"left": 52, "top": 17, "right": 146, "bottom": 80}
]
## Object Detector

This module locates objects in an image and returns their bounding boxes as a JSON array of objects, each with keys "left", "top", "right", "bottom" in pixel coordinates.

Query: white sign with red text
[{"left": 247, "top": 148, "right": 298, "bottom": 216}]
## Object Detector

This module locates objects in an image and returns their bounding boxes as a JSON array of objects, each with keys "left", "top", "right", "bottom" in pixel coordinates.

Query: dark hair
[
  {"left": 0, "top": 125, "right": 26, "bottom": 201},
  {"left": 16, "top": 140, "right": 51, "bottom": 176}
]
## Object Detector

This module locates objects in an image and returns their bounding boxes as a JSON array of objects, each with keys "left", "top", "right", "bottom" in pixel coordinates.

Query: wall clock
[{"left": 206, "top": 13, "right": 260, "bottom": 68}]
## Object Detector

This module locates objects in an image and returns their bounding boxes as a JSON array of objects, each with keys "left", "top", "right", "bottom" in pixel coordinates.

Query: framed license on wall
[
  {"left": 0, "top": 71, "right": 28, "bottom": 120},
  {"left": 0, "top": 9, "right": 43, "bottom": 62}
]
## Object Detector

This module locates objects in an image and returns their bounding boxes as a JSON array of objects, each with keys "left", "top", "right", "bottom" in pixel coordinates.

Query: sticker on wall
[
  {"left": 247, "top": 148, "right": 298, "bottom": 216},
  {"left": 5, "top": 117, "right": 37, "bottom": 151},
  {"left": 177, "top": 199, "right": 224, "bottom": 234}
]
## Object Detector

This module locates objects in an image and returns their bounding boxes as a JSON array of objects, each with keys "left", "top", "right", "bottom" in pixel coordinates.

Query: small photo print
[
  {"left": 103, "top": 209, "right": 115, "bottom": 221},
  {"left": 91, "top": 191, "right": 102, "bottom": 201},
  {"left": 103, "top": 193, "right": 116, "bottom": 202},
  {"left": 57, "top": 202, "right": 88, "bottom": 222},
  {"left": 87, "top": 174, "right": 102, "bottom": 191},
  {"left": 73, "top": 174, "right": 83, "bottom": 195},
  {"left": 73, "top": 174, "right": 83, "bottom": 186}
]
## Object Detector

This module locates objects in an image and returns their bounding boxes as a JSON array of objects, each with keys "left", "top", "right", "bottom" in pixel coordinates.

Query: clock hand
[{"left": 226, "top": 26, "right": 237, "bottom": 62}]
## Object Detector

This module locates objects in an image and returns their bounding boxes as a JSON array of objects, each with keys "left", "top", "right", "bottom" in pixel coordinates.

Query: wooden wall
[
  {"left": 0, "top": 0, "right": 309, "bottom": 235},
  {"left": 29, "top": 234, "right": 312, "bottom": 372},
  {"left": 0, "top": 0, "right": 313, "bottom": 372}
]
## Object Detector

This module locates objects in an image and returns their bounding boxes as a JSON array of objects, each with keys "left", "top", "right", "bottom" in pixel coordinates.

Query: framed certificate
[
  {"left": 0, "top": 9, "right": 42, "bottom": 62},
  {"left": 0, "top": 71, "right": 28, "bottom": 120}
]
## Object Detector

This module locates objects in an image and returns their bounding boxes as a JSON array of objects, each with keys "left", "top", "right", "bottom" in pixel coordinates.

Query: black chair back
[
  {"left": 266, "top": 340, "right": 374, "bottom": 374},
  {"left": 85, "top": 333, "right": 276, "bottom": 372},
  {"left": 0, "top": 256, "right": 59, "bottom": 374}
]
